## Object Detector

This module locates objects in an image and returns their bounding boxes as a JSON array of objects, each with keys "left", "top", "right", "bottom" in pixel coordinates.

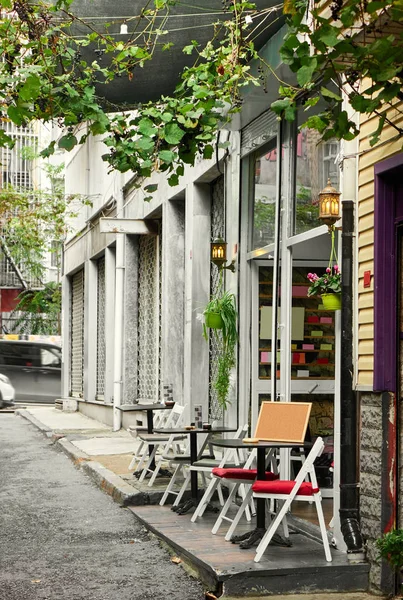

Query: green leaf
[
  {"left": 19, "top": 75, "right": 41, "bottom": 102},
  {"left": 58, "top": 134, "right": 78, "bottom": 151},
  {"left": 135, "top": 136, "right": 155, "bottom": 151},
  {"left": 203, "top": 145, "right": 214, "bottom": 159},
  {"left": 168, "top": 173, "right": 179, "bottom": 186},
  {"left": 138, "top": 118, "right": 157, "bottom": 137},
  {"left": 317, "top": 25, "right": 339, "bottom": 47},
  {"left": 40, "top": 141, "right": 56, "bottom": 158},
  {"left": 144, "top": 184, "right": 158, "bottom": 193},
  {"left": 158, "top": 150, "right": 175, "bottom": 163},
  {"left": 321, "top": 87, "right": 342, "bottom": 103},
  {"left": 297, "top": 62, "right": 317, "bottom": 87},
  {"left": 163, "top": 122, "right": 185, "bottom": 145},
  {"left": 7, "top": 106, "right": 25, "bottom": 126},
  {"left": 271, "top": 98, "right": 292, "bottom": 114}
]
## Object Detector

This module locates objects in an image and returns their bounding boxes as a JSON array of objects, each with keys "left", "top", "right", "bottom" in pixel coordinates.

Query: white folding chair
[
  {"left": 209, "top": 448, "right": 279, "bottom": 538},
  {"left": 128, "top": 405, "right": 172, "bottom": 471},
  {"left": 252, "top": 437, "right": 332, "bottom": 563},
  {"left": 137, "top": 404, "right": 188, "bottom": 485},
  {"left": 160, "top": 424, "right": 249, "bottom": 508}
]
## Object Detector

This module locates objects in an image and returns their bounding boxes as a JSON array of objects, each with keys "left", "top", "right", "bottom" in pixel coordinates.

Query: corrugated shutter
[
  {"left": 70, "top": 269, "right": 84, "bottom": 397},
  {"left": 137, "top": 235, "right": 160, "bottom": 400},
  {"left": 96, "top": 257, "right": 106, "bottom": 399},
  {"left": 241, "top": 110, "right": 278, "bottom": 157}
]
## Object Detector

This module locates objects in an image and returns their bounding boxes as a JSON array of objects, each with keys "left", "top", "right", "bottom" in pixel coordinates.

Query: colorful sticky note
[
  {"left": 291, "top": 344, "right": 298, "bottom": 350},
  {"left": 317, "top": 358, "right": 329, "bottom": 364},
  {"left": 307, "top": 316, "right": 319, "bottom": 323},
  {"left": 320, "top": 344, "right": 333, "bottom": 350},
  {"left": 320, "top": 317, "right": 333, "bottom": 324},
  {"left": 311, "top": 330, "right": 324, "bottom": 337},
  {"left": 297, "top": 370, "right": 310, "bottom": 378},
  {"left": 299, "top": 353, "right": 306, "bottom": 363},
  {"left": 261, "top": 351, "right": 269, "bottom": 363},
  {"left": 303, "top": 344, "right": 315, "bottom": 350}
]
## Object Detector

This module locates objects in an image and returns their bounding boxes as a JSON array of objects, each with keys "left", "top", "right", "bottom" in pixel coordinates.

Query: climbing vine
[
  {"left": 0, "top": 0, "right": 269, "bottom": 197},
  {"left": 0, "top": 0, "right": 401, "bottom": 196},
  {"left": 272, "top": 0, "right": 403, "bottom": 147}
]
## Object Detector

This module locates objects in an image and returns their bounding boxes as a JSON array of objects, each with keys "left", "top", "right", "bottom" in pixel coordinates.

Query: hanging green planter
[
  {"left": 205, "top": 311, "right": 223, "bottom": 329},
  {"left": 321, "top": 293, "right": 342, "bottom": 311}
]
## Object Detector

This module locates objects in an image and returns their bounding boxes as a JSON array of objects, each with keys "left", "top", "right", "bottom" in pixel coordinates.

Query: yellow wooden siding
[{"left": 357, "top": 100, "right": 403, "bottom": 388}]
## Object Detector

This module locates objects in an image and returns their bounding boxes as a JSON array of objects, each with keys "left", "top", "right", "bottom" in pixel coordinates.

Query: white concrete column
[
  {"left": 104, "top": 246, "right": 116, "bottom": 404},
  {"left": 161, "top": 198, "right": 185, "bottom": 405},
  {"left": 184, "top": 183, "right": 211, "bottom": 422}
]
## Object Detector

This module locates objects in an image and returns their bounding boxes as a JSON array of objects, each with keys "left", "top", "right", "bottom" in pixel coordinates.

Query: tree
[
  {"left": 271, "top": 0, "right": 403, "bottom": 147},
  {"left": 0, "top": 0, "right": 400, "bottom": 199}
]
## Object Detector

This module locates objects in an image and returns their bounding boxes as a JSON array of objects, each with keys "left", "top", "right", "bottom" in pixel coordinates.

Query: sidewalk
[
  {"left": 15, "top": 406, "right": 175, "bottom": 506},
  {"left": 15, "top": 407, "right": 380, "bottom": 600}
]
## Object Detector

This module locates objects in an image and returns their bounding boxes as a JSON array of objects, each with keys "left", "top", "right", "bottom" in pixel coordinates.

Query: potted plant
[
  {"left": 376, "top": 529, "right": 403, "bottom": 595},
  {"left": 307, "top": 264, "right": 342, "bottom": 310},
  {"left": 202, "top": 284, "right": 238, "bottom": 410}
]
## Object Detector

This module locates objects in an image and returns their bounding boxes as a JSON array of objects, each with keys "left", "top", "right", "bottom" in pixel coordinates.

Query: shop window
[
  {"left": 251, "top": 141, "right": 277, "bottom": 250},
  {"left": 294, "top": 130, "right": 340, "bottom": 236}
]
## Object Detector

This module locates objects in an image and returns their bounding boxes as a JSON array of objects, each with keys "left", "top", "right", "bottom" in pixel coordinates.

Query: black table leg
[
  {"left": 231, "top": 447, "right": 291, "bottom": 550},
  {"left": 175, "top": 431, "right": 199, "bottom": 515},
  {"left": 147, "top": 411, "right": 156, "bottom": 470}
]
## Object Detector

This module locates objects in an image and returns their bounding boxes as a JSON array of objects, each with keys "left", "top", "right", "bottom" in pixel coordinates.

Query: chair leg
[
  {"left": 173, "top": 469, "right": 191, "bottom": 507},
  {"left": 211, "top": 482, "right": 239, "bottom": 535},
  {"left": 239, "top": 483, "right": 252, "bottom": 522},
  {"left": 217, "top": 482, "right": 225, "bottom": 507},
  {"left": 224, "top": 488, "right": 253, "bottom": 542},
  {"left": 314, "top": 495, "right": 332, "bottom": 562},
  {"left": 160, "top": 464, "right": 182, "bottom": 506},
  {"left": 138, "top": 446, "right": 157, "bottom": 483},
  {"left": 191, "top": 478, "right": 219, "bottom": 522}
]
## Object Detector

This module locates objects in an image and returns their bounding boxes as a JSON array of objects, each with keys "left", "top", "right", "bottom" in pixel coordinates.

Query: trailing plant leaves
[
  {"left": 163, "top": 123, "right": 186, "bottom": 145},
  {"left": 58, "top": 134, "right": 78, "bottom": 151}
]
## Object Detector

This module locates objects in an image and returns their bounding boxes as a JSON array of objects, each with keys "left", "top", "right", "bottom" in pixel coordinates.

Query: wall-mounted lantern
[
  {"left": 210, "top": 238, "right": 236, "bottom": 272},
  {"left": 318, "top": 179, "right": 341, "bottom": 229}
]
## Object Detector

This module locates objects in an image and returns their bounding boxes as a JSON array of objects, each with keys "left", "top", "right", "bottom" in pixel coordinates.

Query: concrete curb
[
  {"left": 81, "top": 461, "right": 148, "bottom": 506},
  {"left": 57, "top": 437, "right": 91, "bottom": 466},
  {"left": 15, "top": 408, "right": 52, "bottom": 433}
]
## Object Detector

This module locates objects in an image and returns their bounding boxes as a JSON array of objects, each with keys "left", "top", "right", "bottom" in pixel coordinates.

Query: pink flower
[
  {"left": 326, "top": 267, "right": 331, "bottom": 273},
  {"left": 334, "top": 265, "right": 339, "bottom": 272}
]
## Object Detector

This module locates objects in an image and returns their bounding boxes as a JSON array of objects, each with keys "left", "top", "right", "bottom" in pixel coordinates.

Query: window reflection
[
  {"left": 252, "top": 142, "right": 277, "bottom": 250},
  {"left": 295, "top": 130, "right": 340, "bottom": 236}
]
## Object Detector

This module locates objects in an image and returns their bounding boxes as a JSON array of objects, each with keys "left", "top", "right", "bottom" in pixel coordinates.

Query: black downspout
[{"left": 339, "top": 199, "right": 364, "bottom": 553}]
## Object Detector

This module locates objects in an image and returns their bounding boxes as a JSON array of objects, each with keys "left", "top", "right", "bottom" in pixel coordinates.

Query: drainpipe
[
  {"left": 113, "top": 178, "right": 125, "bottom": 431},
  {"left": 339, "top": 198, "right": 364, "bottom": 554},
  {"left": 271, "top": 118, "right": 283, "bottom": 402}
]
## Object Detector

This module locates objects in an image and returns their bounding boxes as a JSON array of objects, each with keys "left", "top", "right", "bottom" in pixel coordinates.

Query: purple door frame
[{"left": 374, "top": 153, "right": 403, "bottom": 392}]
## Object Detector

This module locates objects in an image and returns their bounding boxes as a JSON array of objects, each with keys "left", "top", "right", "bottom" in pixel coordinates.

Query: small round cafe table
[{"left": 154, "top": 425, "right": 237, "bottom": 514}]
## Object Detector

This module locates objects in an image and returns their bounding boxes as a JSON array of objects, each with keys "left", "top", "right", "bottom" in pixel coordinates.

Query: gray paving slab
[
  {"left": 71, "top": 436, "right": 140, "bottom": 455},
  {"left": 16, "top": 406, "right": 111, "bottom": 433}
]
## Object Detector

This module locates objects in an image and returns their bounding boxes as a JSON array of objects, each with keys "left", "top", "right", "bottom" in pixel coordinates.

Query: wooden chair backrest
[{"left": 254, "top": 401, "right": 312, "bottom": 443}]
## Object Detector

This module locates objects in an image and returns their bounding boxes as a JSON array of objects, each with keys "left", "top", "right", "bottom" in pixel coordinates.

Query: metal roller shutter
[
  {"left": 70, "top": 269, "right": 84, "bottom": 397},
  {"left": 96, "top": 257, "right": 106, "bottom": 399}
]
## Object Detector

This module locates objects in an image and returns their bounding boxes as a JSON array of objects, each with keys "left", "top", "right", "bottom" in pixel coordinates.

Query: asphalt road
[{"left": 0, "top": 414, "right": 205, "bottom": 600}]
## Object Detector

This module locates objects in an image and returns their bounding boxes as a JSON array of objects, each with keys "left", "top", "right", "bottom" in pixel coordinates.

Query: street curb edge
[{"left": 15, "top": 409, "right": 52, "bottom": 433}]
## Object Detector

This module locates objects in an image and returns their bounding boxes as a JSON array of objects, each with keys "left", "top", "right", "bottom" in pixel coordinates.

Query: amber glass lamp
[
  {"left": 210, "top": 238, "right": 236, "bottom": 272},
  {"left": 318, "top": 179, "right": 341, "bottom": 228}
]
